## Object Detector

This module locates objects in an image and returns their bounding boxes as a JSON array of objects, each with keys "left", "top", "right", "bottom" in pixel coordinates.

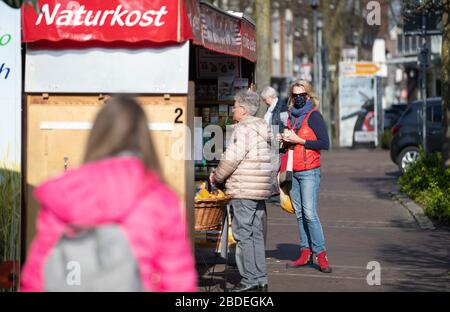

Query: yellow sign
[
  {"left": 341, "top": 62, "right": 381, "bottom": 77},
  {"left": 355, "top": 63, "right": 380, "bottom": 76}
]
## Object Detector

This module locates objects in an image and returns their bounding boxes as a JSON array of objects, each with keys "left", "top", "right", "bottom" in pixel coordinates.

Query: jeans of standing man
[
  {"left": 290, "top": 168, "right": 326, "bottom": 254},
  {"left": 231, "top": 199, "right": 268, "bottom": 286}
]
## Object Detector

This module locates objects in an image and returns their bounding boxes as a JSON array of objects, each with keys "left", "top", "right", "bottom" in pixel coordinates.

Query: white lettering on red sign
[
  {"left": 35, "top": 3, "right": 169, "bottom": 27},
  {"left": 243, "top": 34, "right": 256, "bottom": 52},
  {"left": 201, "top": 9, "right": 240, "bottom": 48}
]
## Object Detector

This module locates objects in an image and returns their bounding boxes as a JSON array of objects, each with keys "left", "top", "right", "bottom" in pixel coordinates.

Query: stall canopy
[
  {"left": 22, "top": 0, "right": 193, "bottom": 44},
  {"left": 22, "top": 0, "right": 256, "bottom": 62},
  {"left": 186, "top": 0, "right": 256, "bottom": 62}
]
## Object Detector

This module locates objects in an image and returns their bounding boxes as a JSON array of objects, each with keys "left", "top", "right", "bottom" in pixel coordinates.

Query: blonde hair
[
  {"left": 84, "top": 95, "right": 160, "bottom": 175},
  {"left": 288, "top": 80, "right": 319, "bottom": 108}
]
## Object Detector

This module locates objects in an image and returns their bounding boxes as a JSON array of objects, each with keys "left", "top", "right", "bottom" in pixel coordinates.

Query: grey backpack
[{"left": 44, "top": 224, "right": 143, "bottom": 292}]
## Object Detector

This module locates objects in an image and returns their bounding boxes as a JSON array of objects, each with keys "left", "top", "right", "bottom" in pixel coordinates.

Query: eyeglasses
[{"left": 292, "top": 92, "right": 308, "bottom": 98}]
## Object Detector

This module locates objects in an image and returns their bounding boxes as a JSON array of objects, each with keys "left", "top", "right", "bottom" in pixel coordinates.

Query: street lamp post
[
  {"left": 317, "top": 14, "right": 323, "bottom": 109},
  {"left": 420, "top": 9, "right": 429, "bottom": 153},
  {"left": 310, "top": 0, "right": 331, "bottom": 148},
  {"left": 310, "top": 0, "right": 319, "bottom": 94}
]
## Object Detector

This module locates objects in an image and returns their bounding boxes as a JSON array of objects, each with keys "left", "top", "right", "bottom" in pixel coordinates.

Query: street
[{"left": 198, "top": 149, "right": 450, "bottom": 292}]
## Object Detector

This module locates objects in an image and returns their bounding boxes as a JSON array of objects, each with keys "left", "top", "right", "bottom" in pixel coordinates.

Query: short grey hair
[
  {"left": 260, "top": 86, "right": 278, "bottom": 100},
  {"left": 235, "top": 90, "right": 260, "bottom": 116}
]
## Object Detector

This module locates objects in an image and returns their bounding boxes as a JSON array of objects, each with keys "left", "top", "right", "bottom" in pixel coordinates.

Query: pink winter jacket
[{"left": 20, "top": 156, "right": 197, "bottom": 292}]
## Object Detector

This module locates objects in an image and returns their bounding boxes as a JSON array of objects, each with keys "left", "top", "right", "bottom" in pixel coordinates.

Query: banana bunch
[{"left": 195, "top": 189, "right": 226, "bottom": 200}]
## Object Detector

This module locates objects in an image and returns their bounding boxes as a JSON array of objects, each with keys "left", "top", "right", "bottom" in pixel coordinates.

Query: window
[
  {"left": 425, "top": 101, "right": 442, "bottom": 123},
  {"left": 432, "top": 102, "right": 442, "bottom": 123}
]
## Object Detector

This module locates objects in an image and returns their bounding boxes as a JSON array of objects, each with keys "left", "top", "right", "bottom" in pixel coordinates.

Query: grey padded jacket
[{"left": 215, "top": 116, "right": 273, "bottom": 200}]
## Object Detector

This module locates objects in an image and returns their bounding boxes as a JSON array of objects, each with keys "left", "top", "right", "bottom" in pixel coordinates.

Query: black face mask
[{"left": 293, "top": 93, "right": 308, "bottom": 109}]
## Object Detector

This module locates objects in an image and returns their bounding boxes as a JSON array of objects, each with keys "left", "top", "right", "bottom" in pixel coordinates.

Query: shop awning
[
  {"left": 187, "top": 0, "right": 256, "bottom": 62},
  {"left": 22, "top": 0, "right": 193, "bottom": 44},
  {"left": 22, "top": 0, "right": 256, "bottom": 62}
]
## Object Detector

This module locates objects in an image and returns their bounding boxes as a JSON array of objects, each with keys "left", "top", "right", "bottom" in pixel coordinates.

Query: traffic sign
[
  {"left": 355, "top": 63, "right": 380, "bottom": 75},
  {"left": 340, "top": 63, "right": 381, "bottom": 77}
]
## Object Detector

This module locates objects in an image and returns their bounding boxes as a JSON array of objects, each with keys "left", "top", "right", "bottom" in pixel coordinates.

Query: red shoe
[
  {"left": 316, "top": 252, "right": 332, "bottom": 273},
  {"left": 286, "top": 248, "right": 312, "bottom": 268}
]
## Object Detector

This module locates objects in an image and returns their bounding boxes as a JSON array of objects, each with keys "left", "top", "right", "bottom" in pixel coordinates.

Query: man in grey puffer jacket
[{"left": 210, "top": 90, "right": 272, "bottom": 292}]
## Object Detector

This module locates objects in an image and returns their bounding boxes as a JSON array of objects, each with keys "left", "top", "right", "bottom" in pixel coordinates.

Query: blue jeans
[{"left": 290, "top": 168, "right": 326, "bottom": 254}]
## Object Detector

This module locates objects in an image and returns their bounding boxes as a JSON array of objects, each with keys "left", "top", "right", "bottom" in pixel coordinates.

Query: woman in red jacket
[{"left": 280, "top": 80, "right": 332, "bottom": 273}]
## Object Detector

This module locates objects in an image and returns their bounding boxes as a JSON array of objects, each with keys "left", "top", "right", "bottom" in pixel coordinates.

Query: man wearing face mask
[{"left": 279, "top": 80, "right": 332, "bottom": 274}]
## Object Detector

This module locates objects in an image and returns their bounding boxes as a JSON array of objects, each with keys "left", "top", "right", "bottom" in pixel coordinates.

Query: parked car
[
  {"left": 390, "top": 98, "right": 442, "bottom": 173},
  {"left": 383, "top": 103, "right": 408, "bottom": 130}
]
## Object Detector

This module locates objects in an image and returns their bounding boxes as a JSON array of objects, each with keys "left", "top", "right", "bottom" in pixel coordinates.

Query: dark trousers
[{"left": 230, "top": 199, "right": 268, "bottom": 286}]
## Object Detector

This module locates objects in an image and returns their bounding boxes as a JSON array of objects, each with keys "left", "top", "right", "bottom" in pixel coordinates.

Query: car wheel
[{"left": 397, "top": 146, "right": 420, "bottom": 173}]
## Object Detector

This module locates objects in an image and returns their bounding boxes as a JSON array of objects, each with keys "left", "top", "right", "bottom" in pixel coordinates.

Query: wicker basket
[{"left": 194, "top": 196, "right": 231, "bottom": 231}]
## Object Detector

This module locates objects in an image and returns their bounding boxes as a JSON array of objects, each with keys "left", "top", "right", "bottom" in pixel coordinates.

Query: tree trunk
[
  {"left": 322, "top": 1, "right": 347, "bottom": 147},
  {"left": 442, "top": 1, "right": 450, "bottom": 166},
  {"left": 254, "top": 0, "right": 271, "bottom": 118}
]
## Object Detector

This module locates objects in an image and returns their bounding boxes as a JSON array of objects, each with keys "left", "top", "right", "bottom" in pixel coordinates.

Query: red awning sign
[
  {"left": 187, "top": 0, "right": 256, "bottom": 62},
  {"left": 199, "top": 3, "right": 241, "bottom": 57},
  {"left": 241, "top": 18, "right": 256, "bottom": 63},
  {"left": 22, "top": 0, "right": 193, "bottom": 43},
  {"left": 34, "top": 3, "right": 169, "bottom": 28},
  {"left": 22, "top": 0, "right": 256, "bottom": 62}
]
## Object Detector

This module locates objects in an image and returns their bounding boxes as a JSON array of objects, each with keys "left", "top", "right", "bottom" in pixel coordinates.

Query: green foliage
[
  {"left": 399, "top": 148, "right": 450, "bottom": 225},
  {"left": 0, "top": 168, "right": 21, "bottom": 263},
  {"left": 0, "top": 166, "right": 21, "bottom": 292},
  {"left": 417, "top": 182, "right": 450, "bottom": 223}
]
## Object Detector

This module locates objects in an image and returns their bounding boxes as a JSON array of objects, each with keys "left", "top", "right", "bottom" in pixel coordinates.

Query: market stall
[
  {"left": 187, "top": 1, "right": 256, "bottom": 251},
  {"left": 21, "top": 0, "right": 256, "bottom": 253}
]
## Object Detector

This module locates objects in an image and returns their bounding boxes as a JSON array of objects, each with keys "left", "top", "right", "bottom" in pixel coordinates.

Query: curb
[{"left": 389, "top": 191, "right": 436, "bottom": 230}]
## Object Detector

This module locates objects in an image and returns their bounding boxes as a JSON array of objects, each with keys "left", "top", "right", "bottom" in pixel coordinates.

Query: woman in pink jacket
[{"left": 21, "top": 95, "right": 197, "bottom": 292}]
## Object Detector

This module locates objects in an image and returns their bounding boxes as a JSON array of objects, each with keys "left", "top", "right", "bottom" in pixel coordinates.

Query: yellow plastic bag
[{"left": 278, "top": 173, "right": 295, "bottom": 214}]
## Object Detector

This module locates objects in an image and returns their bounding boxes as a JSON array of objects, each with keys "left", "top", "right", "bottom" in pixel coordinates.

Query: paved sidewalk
[{"left": 197, "top": 149, "right": 450, "bottom": 292}]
